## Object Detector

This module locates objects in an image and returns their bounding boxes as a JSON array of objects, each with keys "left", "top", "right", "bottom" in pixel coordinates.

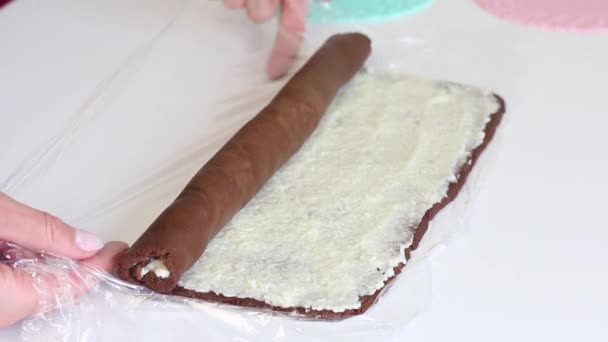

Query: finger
[
  {"left": 224, "top": 0, "right": 245, "bottom": 9},
  {"left": 246, "top": 0, "right": 279, "bottom": 23},
  {"left": 81, "top": 241, "right": 128, "bottom": 272},
  {"left": 0, "top": 193, "right": 104, "bottom": 259},
  {"left": 0, "top": 242, "right": 129, "bottom": 328},
  {"left": 63, "top": 241, "right": 130, "bottom": 299},
  {"left": 0, "top": 264, "right": 80, "bottom": 328},
  {"left": 267, "top": 0, "right": 309, "bottom": 79},
  {"left": 0, "top": 264, "right": 38, "bottom": 328},
  {"left": 50, "top": 242, "right": 130, "bottom": 307}
]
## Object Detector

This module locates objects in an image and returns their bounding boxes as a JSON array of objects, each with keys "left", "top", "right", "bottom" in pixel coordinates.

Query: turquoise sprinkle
[{"left": 308, "top": 0, "right": 433, "bottom": 23}]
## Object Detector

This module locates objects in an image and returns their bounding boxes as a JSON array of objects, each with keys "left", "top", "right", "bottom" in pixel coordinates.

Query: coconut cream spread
[{"left": 178, "top": 73, "right": 499, "bottom": 312}]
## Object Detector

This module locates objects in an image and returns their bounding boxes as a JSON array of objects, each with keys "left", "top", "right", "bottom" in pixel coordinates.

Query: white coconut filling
[
  {"left": 140, "top": 258, "right": 170, "bottom": 279},
  {"left": 178, "top": 73, "right": 499, "bottom": 312}
]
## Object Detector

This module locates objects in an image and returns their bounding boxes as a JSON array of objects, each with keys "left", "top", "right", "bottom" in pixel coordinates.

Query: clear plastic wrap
[
  {"left": 0, "top": 241, "right": 154, "bottom": 341},
  {"left": 0, "top": 0, "right": 502, "bottom": 341},
  {"left": 0, "top": 183, "right": 482, "bottom": 342}
]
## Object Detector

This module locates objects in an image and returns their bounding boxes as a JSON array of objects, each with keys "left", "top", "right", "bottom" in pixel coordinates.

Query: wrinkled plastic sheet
[
  {"left": 0, "top": 179, "right": 485, "bottom": 342},
  {"left": 0, "top": 0, "right": 502, "bottom": 341}
]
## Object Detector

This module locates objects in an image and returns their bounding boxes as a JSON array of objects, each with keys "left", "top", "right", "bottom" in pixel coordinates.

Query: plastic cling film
[
  {"left": 0, "top": 174, "right": 483, "bottom": 341},
  {"left": 0, "top": 86, "right": 491, "bottom": 341},
  {"left": 0, "top": 238, "right": 435, "bottom": 341},
  {"left": 0, "top": 150, "right": 487, "bottom": 341},
  {"left": 0, "top": 241, "right": 155, "bottom": 342}
]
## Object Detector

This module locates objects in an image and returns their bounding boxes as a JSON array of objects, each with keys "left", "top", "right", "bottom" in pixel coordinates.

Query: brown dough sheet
[
  {"left": 117, "top": 33, "right": 372, "bottom": 293},
  {"left": 173, "top": 96, "right": 506, "bottom": 320}
]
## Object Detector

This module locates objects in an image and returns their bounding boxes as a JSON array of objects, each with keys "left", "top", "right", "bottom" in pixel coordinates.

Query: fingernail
[{"left": 75, "top": 229, "right": 104, "bottom": 252}]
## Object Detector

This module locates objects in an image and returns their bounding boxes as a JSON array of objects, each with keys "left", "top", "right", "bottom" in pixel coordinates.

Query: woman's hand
[
  {"left": 0, "top": 192, "right": 127, "bottom": 328},
  {"left": 225, "top": 0, "right": 309, "bottom": 79}
]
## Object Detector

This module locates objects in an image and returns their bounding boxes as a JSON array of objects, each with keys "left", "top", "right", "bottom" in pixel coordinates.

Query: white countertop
[{"left": 1, "top": 0, "right": 607, "bottom": 341}]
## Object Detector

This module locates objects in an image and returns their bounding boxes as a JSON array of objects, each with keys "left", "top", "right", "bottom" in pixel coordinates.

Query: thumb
[{"left": 0, "top": 193, "right": 103, "bottom": 259}]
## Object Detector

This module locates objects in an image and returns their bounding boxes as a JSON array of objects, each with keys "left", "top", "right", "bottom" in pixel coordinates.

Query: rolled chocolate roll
[{"left": 117, "top": 33, "right": 372, "bottom": 293}]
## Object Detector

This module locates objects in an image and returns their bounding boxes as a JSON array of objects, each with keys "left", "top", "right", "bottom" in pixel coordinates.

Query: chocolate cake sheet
[
  {"left": 117, "top": 30, "right": 505, "bottom": 319},
  {"left": 172, "top": 96, "right": 505, "bottom": 319}
]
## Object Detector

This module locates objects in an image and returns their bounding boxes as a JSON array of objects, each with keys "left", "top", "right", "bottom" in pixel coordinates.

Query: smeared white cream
[
  {"left": 140, "top": 258, "right": 170, "bottom": 279},
  {"left": 178, "top": 73, "right": 499, "bottom": 312}
]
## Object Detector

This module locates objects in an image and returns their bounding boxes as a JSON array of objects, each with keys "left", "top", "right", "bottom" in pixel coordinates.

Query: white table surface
[{"left": 1, "top": 0, "right": 607, "bottom": 341}]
